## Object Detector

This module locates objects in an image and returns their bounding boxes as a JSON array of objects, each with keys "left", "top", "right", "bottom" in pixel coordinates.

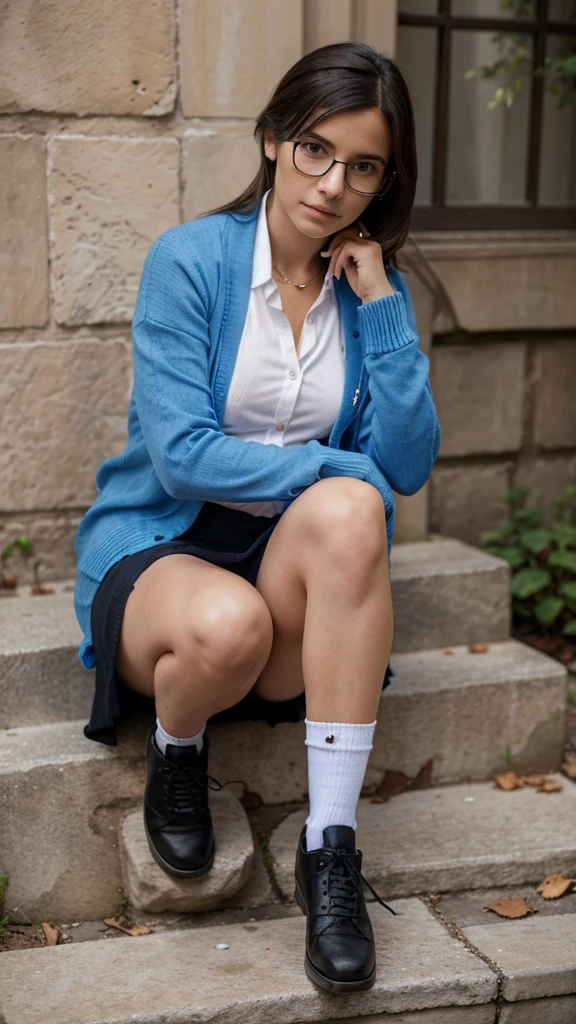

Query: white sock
[
  {"left": 154, "top": 717, "right": 206, "bottom": 756},
  {"left": 304, "top": 718, "right": 376, "bottom": 852}
]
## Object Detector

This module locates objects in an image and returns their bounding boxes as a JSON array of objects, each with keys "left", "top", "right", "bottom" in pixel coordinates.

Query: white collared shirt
[{"left": 213, "top": 188, "right": 345, "bottom": 518}]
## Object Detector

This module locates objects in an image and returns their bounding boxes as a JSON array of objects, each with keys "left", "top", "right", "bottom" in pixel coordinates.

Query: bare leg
[
  {"left": 116, "top": 553, "right": 275, "bottom": 736},
  {"left": 253, "top": 477, "right": 393, "bottom": 722}
]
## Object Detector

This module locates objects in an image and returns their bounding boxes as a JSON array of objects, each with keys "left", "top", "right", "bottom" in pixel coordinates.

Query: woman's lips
[{"left": 302, "top": 202, "right": 338, "bottom": 219}]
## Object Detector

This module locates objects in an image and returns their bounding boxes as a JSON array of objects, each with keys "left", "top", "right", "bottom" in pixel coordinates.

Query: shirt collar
[{"left": 251, "top": 188, "right": 334, "bottom": 294}]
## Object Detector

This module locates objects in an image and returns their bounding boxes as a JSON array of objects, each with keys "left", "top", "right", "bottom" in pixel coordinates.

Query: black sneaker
[
  {"left": 294, "top": 824, "right": 397, "bottom": 993},
  {"left": 143, "top": 724, "right": 219, "bottom": 878}
]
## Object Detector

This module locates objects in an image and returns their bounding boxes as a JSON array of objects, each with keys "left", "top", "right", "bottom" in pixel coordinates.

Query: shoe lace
[
  {"left": 319, "top": 848, "right": 397, "bottom": 927},
  {"left": 159, "top": 762, "right": 223, "bottom": 820}
]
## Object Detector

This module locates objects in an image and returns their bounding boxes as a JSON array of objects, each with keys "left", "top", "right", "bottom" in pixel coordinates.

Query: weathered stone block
[
  {"left": 533, "top": 339, "right": 576, "bottom": 450},
  {"left": 0, "top": 0, "right": 175, "bottom": 116},
  {"left": 0, "top": 899, "right": 497, "bottom": 1022},
  {"left": 464, "top": 914, "right": 576, "bottom": 1001},
  {"left": 500, "top": 996, "right": 576, "bottom": 1023},
  {"left": 0, "top": 135, "right": 49, "bottom": 328},
  {"left": 0, "top": 718, "right": 150, "bottom": 922},
  {"left": 271, "top": 779, "right": 576, "bottom": 901},
  {"left": 119, "top": 792, "right": 253, "bottom": 912},
  {"left": 0, "top": 512, "right": 82, "bottom": 583},
  {"left": 431, "top": 343, "right": 526, "bottom": 457},
  {"left": 49, "top": 136, "right": 179, "bottom": 325},
  {"left": 430, "top": 462, "right": 513, "bottom": 547},
  {"left": 419, "top": 235, "right": 576, "bottom": 332},
  {"left": 0, "top": 339, "right": 131, "bottom": 511},
  {"left": 180, "top": 0, "right": 303, "bottom": 117},
  {"left": 182, "top": 122, "right": 261, "bottom": 220},
  {"left": 516, "top": 455, "right": 576, "bottom": 525}
]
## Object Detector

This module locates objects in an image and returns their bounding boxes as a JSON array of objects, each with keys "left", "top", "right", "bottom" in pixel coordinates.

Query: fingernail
[{"left": 320, "top": 250, "right": 330, "bottom": 257}]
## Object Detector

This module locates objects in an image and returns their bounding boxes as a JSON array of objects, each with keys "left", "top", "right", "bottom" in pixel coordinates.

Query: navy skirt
[{"left": 85, "top": 501, "right": 394, "bottom": 747}]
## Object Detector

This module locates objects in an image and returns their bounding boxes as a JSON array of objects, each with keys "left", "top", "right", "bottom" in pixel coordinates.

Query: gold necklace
[{"left": 272, "top": 261, "right": 324, "bottom": 289}]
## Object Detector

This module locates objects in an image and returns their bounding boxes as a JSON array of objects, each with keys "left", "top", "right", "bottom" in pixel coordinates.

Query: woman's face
[{"left": 264, "top": 106, "right": 392, "bottom": 240}]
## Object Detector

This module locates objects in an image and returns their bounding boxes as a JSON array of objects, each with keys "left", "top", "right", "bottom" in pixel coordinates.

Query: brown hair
[{"left": 198, "top": 42, "right": 417, "bottom": 265}]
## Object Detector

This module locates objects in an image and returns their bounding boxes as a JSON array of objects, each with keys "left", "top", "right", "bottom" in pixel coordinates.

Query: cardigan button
[
  {"left": 154, "top": 535, "right": 164, "bottom": 541},
  {"left": 352, "top": 330, "right": 360, "bottom": 338}
]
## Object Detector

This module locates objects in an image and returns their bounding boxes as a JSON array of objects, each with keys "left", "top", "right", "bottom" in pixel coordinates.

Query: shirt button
[
  {"left": 352, "top": 330, "right": 360, "bottom": 338},
  {"left": 306, "top": 315, "right": 314, "bottom": 325},
  {"left": 289, "top": 370, "right": 297, "bottom": 380},
  {"left": 275, "top": 423, "right": 285, "bottom": 431}
]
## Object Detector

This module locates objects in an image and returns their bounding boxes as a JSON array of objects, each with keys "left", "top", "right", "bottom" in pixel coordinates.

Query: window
[{"left": 397, "top": 0, "right": 576, "bottom": 228}]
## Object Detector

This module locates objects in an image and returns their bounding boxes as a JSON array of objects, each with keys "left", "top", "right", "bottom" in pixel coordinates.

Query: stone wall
[
  {"left": 0, "top": 0, "right": 574, "bottom": 583},
  {"left": 416, "top": 233, "right": 576, "bottom": 547}
]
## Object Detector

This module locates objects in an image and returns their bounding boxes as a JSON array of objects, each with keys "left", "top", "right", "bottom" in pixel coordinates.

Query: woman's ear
[{"left": 263, "top": 128, "right": 277, "bottom": 163}]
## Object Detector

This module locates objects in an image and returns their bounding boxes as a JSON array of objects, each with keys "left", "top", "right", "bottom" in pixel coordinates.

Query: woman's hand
[{"left": 321, "top": 221, "right": 394, "bottom": 305}]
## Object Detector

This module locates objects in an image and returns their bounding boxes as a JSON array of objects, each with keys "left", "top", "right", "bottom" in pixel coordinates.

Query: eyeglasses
[{"left": 292, "top": 139, "right": 397, "bottom": 197}]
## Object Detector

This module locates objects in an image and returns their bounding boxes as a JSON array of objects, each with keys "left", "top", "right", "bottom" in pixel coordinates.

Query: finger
[
  {"left": 357, "top": 220, "right": 371, "bottom": 238},
  {"left": 333, "top": 240, "right": 358, "bottom": 280},
  {"left": 326, "top": 240, "right": 345, "bottom": 276}
]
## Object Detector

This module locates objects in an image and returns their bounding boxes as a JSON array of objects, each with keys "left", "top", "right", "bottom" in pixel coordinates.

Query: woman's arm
[
  {"left": 132, "top": 233, "right": 390, "bottom": 505},
  {"left": 354, "top": 267, "right": 442, "bottom": 496}
]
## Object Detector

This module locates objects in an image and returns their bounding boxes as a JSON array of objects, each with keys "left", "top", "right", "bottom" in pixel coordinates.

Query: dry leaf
[
  {"left": 406, "top": 758, "right": 433, "bottom": 792},
  {"left": 469, "top": 643, "right": 489, "bottom": 654},
  {"left": 430, "top": 895, "right": 442, "bottom": 906},
  {"left": 537, "top": 874, "right": 575, "bottom": 899},
  {"left": 442, "top": 649, "right": 454, "bottom": 656},
  {"left": 562, "top": 762, "right": 576, "bottom": 779},
  {"left": 484, "top": 897, "right": 537, "bottom": 919},
  {"left": 41, "top": 922, "right": 60, "bottom": 945},
  {"left": 30, "top": 584, "right": 54, "bottom": 595},
  {"left": 537, "top": 780, "right": 563, "bottom": 793},
  {"left": 371, "top": 769, "right": 410, "bottom": 804},
  {"left": 240, "top": 787, "right": 262, "bottom": 810},
  {"left": 495, "top": 770, "right": 525, "bottom": 791},
  {"left": 103, "top": 915, "right": 151, "bottom": 936},
  {"left": 523, "top": 774, "right": 549, "bottom": 787}
]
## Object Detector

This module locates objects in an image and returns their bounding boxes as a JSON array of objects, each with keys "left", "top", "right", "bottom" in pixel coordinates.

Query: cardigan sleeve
[
  {"left": 353, "top": 267, "right": 442, "bottom": 496},
  {"left": 131, "top": 238, "right": 391, "bottom": 506}
]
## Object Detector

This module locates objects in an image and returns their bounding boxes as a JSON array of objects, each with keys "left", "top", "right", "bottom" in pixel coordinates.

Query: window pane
[
  {"left": 446, "top": 30, "right": 532, "bottom": 202},
  {"left": 452, "top": 0, "right": 535, "bottom": 17},
  {"left": 548, "top": 0, "right": 576, "bottom": 19},
  {"left": 398, "top": 0, "right": 439, "bottom": 12},
  {"left": 539, "top": 34, "right": 576, "bottom": 203},
  {"left": 396, "top": 26, "right": 437, "bottom": 203}
]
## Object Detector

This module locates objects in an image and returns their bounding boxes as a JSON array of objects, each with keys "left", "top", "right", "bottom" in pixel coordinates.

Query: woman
[{"left": 73, "top": 41, "right": 441, "bottom": 993}]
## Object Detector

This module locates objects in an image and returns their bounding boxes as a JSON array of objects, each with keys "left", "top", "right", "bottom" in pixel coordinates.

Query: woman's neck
[{"left": 265, "top": 189, "right": 327, "bottom": 279}]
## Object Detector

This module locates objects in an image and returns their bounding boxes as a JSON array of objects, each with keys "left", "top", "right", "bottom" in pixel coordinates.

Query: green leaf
[
  {"left": 559, "top": 582, "right": 576, "bottom": 601},
  {"left": 519, "top": 528, "right": 553, "bottom": 554},
  {"left": 534, "top": 597, "right": 565, "bottom": 626},
  {"left": 548, "top": 550, "right": 576, "bottom": 575},
  {"left": 499, "top": 546, "right": 527, "bottom": 569},
  {"left": 512, "top": 507, "right": 543, "bottom": 529},
  {"left": 510, "top": 567, "right": 552, "bottom": 598},
  {"left": 481, "top": 524, "right": 515, "bottom": 545},
  {"left": 562, "top": 619, "right": 576, "bottom": 637},
  {"left": 552, "top": 523, "right": 576, "bottom": 549}
]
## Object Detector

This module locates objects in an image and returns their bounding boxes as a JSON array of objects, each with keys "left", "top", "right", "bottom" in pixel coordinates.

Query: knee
[
  {"left": 186, "top": 587, "right": 273, "bottom": 684},
  {"left": 301, "top": 478, "right": 387, "bottom": 567}
]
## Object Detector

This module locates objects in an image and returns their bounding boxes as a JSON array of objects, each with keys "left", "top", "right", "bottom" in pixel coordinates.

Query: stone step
[
  {"left": 0, "top": 538, "right": 510, "bottom": 729},
  {"left": 0, "top": 719, "right": 260, "bottom": 923},
  {"left": 0, "top": 898, "right": 498, "bottom": 1024},
  {"left": 0, "top": 641, "right": 566, "bottom": 921},
  {"left": 270, "top": 778, "right": 576, "bottom": 902},
  {"left": 209, "top": 640, "right": 567, "bottom": 802},
  {"left": 119, "top": 793, "right": 254, "bottom": 913}
]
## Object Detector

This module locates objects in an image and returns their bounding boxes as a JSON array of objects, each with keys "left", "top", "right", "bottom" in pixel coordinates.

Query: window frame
[{"left": 398, "top": 0, "right": 576, "bottom": 229}]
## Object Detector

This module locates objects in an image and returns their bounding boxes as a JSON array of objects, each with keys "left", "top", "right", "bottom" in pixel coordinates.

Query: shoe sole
[
  {"left": 144, "top": 813, "right": 215, "bottom": 880},
  {"left": 294, "top": 884, "right": 376, "bottom": 993}
]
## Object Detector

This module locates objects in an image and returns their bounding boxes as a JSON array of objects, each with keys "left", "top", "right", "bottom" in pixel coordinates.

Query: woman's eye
[
  {"left": 354, "top": 161, "right": 376, "bottom": 174},
  {"left": 303, "top": 142, "right": 324, "bottom": 155}
]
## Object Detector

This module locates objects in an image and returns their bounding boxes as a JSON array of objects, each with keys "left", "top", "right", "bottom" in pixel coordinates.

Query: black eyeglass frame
[{"left": 291, "top": 140, "right": 397, "bottom": 198}]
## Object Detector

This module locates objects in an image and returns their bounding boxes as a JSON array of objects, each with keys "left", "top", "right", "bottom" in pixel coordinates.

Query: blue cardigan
[{"left": 74, "top": 206, "right": 441, "bottom": 670}]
